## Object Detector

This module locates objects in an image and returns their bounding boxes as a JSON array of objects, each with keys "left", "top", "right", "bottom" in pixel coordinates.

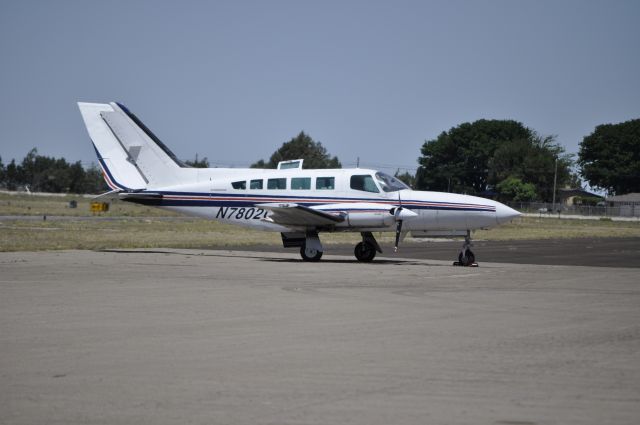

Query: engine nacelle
[{"left": 346, "top": 210, "right": 396, "bottom": 228}]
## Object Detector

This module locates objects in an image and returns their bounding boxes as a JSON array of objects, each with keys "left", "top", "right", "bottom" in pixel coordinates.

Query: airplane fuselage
[{"left": 117, "top": 167, "right": 516, "bottom": 233}]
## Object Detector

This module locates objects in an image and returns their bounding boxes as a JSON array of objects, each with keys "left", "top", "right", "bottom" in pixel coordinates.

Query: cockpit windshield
[{"left": 374, "top": 172, "right": 410, "bottom": 192}]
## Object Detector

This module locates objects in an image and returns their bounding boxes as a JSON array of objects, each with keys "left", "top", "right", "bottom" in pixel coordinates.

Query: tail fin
[{"left": 77, "top": 102, "right": 184, "bottom": 189}]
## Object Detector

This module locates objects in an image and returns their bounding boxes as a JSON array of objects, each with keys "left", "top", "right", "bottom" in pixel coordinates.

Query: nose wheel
[{"left": 454, "top": 230, "right": 478, "bottom": 267}]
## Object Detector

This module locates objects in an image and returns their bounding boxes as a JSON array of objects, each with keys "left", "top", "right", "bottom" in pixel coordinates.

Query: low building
[
  {"left": 558, "top": 188, "right": 602, "bottom": 206},
  {"left": 606, "top": 193, "right": 640, "bottom": 217}
]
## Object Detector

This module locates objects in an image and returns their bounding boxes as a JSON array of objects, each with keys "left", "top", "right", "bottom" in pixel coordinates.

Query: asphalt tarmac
[
  {"left": 231, "top": 237, "right": 640, "bottom": 268},
  {"left": 1, "top": 248, "right": 639, "bottom": 425}
]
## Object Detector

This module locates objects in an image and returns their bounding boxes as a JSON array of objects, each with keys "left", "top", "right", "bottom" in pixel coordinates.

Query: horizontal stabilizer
[
  {"left": 92, "top": 190, "right": 121, "bottom": 201},
  {"left": 118, "top": 192, "right": 163, "bottom": 201}
]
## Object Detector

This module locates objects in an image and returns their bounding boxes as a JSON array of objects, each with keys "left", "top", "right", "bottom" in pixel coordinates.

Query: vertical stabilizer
[{"left": 78, "top": 102, "right": 184, "bottom": 189}]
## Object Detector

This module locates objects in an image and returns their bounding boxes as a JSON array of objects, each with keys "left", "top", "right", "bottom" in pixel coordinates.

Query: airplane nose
[{"left": 495, "top": 203, "right": 521, "bottom": 224}]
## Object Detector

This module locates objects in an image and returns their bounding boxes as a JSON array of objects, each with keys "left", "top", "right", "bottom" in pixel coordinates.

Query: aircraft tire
[
  {"left": 300, "top": 245, "right": 323, "bottom": 262},
  {"left": 354, "top": 242, "right": 376, "bottom": 262},
  {"left": 458, "top": 249, "right": 475, "bottom": 266}
]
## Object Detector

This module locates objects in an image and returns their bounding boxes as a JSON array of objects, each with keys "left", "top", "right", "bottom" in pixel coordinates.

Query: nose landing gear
[{"left": 454, "top": 230, "right": 478, "bottom": 267}]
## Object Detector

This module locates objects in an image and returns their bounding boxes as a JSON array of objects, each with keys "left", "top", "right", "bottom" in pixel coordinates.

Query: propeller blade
[
  {"left": 394, "top": 219, "right": 403, "bottom": 252},
  {"left": 394, "top": 191, "right": 403, "bottom": 252}
]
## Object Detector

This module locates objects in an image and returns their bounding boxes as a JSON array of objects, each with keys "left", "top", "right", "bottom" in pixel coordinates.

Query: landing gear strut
[{"left": 454, "top": 230, "right": 477, "bottom": 267}]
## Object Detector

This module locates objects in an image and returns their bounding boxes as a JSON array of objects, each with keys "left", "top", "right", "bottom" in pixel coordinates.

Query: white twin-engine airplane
[{"left": 78, "top": 102, "right": 520, "bottom": 265}]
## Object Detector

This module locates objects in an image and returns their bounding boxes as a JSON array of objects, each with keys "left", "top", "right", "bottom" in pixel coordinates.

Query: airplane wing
[{"left": 256, "top": 203, "right": 346, "bottom": 227}]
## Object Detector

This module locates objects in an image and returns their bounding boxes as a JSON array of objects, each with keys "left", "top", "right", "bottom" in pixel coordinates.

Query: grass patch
[
  {"left": 0, "top": 218, "right": 389, "bottom": 252},
  {"left": 475, "top": 216, "right": 640, "bottom": 240},
  {"left": 0, "top": 192, "right": 180, "bottom": 217},
  {"left": 1, "top": 193, "right": 639, "bottom": 252}
]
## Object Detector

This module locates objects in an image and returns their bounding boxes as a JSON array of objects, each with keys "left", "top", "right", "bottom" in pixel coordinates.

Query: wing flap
[{"left": 257, "top": 203, "right": 345, "bottom": 227}]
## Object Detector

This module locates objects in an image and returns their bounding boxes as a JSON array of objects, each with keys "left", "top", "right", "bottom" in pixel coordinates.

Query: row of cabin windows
[
  {"left": 230, "top": 175, "right": 389, "bottom": 193},
  {"left": 231, "top": 177, "right": 335, "bottom": 191}
]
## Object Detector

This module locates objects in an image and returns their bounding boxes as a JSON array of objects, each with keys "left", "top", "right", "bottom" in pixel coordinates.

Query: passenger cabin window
[
  {"left": 291, "top": 177, "right": 311, "bottom": 190},
  {"left": 231, "top": 181, "right": 246, "bottom": 190},
  {"left": 316, "top": 177, "right": 335, "bottom": 190},
  {"left": 267, "top": 178, "right": 286, "bottom": 190},
  {"left": 250, "top": 179, "right": 263, "bottom": 190},
  {"left": 374, "top": 172, "right": 410, "bottom": 192},
  {"left": 350, "top": 175, "right": 379, "bottom": 193}
]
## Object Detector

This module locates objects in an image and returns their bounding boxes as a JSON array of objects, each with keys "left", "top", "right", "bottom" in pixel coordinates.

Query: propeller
[
  {"left": 394, "top": 192, "right": 403, "bottom": 252},
  {"left": 391, "top": 192, "right": 418, "bottom": 252}
]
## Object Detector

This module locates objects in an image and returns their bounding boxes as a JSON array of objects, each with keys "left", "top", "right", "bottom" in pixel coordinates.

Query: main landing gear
[
  {"left": 454, "top": 230, "right": 477, "bottom": 267},
  {"left": 300, "top": 232, "right": 323, "bottom": 262},
  {"left": 284, "top": 231, "right": 384, "bottom": 262},
  {"left": 354, "top": 232, "right": 382, "bottom": 262},
  {"left": 287, "top": 230, "right": 477, "bottom": 266}
]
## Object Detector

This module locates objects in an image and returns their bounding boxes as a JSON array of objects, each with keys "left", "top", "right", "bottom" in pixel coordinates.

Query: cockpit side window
[
  {"left": 350, "top": 175, "right": 379, "bottom": 193},
  {"left": 374, "top": 172, "right": 409, "bottom": 192}
]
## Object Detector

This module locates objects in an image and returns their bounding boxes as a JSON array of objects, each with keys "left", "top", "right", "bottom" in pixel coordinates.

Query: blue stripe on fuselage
[{"left": 150, "top": 191, "right": 496, "bottom": 212}]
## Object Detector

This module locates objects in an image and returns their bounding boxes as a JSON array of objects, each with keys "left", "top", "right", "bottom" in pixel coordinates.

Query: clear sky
[{"left": 1, "top": 0, "right": 638, "bottom": 174}]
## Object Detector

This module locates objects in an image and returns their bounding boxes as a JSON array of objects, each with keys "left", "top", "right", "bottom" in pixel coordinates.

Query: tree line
[
  {"left": 249, "top": 119, "right": 638, "bottom": 200},
  {"left": 1, "top": 118, "right": 637, "bottom": 199},
  {"left": 0, "top": 149, "right": 108, "bottom": 194}
]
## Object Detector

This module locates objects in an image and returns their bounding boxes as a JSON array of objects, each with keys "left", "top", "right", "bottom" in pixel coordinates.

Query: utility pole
[{"left": 552, "top": 157, "right": 558, "bottom": 212}]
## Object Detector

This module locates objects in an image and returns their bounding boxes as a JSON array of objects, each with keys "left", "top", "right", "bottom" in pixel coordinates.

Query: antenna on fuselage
[{"left": 356, "top": 157, "right": 360, "bottom": 168}]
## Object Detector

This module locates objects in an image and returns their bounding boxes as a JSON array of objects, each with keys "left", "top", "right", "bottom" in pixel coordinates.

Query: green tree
[
  {"left": 185, "top": 154, "right": 210, "bottom": 168},
  {"left": 416, "top": 120, "right": 571, "bottom": 201},
  {"left": 83, "top": 164, "right": 110, "bottom": 194},
  {"left": 251, "top": 132, "right": 341, "bottom": 169},
  {"left": 251, "top": 159, "right": 267, "bottom": 168},
  {"left": 490, "top": 134, "right": 572, "bottom": 201},
  {"left": 394, "top": 169, "right": 415, "bottom": 188},
  {"left": 496, "top": 177, "right": 537, "bottom": 202},
  {"left": 1, "top": 148, "right": 109, "bottom": 194},
  {"left": 5, "top": 159, "right": 19, "bottom": 190},
  {"left": 416, "top": 120, "right": 532, "bottom": 194},
  {"left": 0, "top": 156, "right": 5, "bottom": 185},
  {"left": 578, "top": 118, "right": 640, "bottom": 194},
  {"left": 68, "top": 161, "right": 89, "bottom": 193}
]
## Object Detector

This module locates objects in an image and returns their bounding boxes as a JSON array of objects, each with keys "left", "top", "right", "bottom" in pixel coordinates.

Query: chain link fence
[{"left": 505, "top": 201, "right": 640, "bottom": 218}]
